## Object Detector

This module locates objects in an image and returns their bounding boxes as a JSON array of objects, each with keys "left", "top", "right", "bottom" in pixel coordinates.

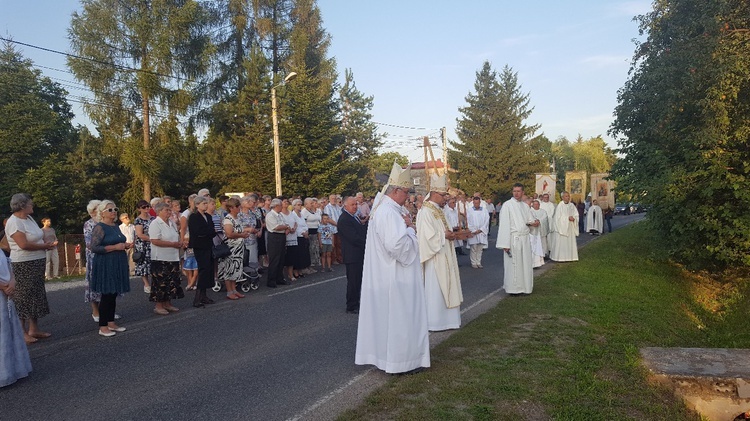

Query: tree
[
  {"left": 451, "top": 62, "right": 547, "bottom": 197},
  {"left": 278, "top": 0, "right": 343, "bottom": 196},
  {"left": 551, "top": 135, "right": 617, "bottom": 188},
  {"left": 0, "top": 42, "right": 77, "bottom": 204},
  {"left": 610, "top": 0, "right": 750, "bottom": 269},
  {"left": 68, "top": 0, "right": 212, "bottom": 200},
  {"left": 338, "top": 68, "right": 381, "bottom": 195}
]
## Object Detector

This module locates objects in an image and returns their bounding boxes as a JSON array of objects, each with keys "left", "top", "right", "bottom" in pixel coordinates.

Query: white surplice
[
  {"left": 417, "top": 201, "right": 462, "bottom": 332},
  {"left": 539, "top": 201, "right": 556, "bottom": 255},
  {"left": 443, "top": 206, "right": 463, "bottom": 247},
  {"left": 496, "top": 198, "right": 536, "bottom": 294},
  {"left": 586, "top": 204, "right": 603, "bottom": 234},
  {"left": 355, "top": 195, "right": 430, "bottom": 373},
  {"left": 550, "top": 201, "right": 579, "bottom": 262},
  {"left": 529, "top": 207, "right": 548, "bottom": 268}
]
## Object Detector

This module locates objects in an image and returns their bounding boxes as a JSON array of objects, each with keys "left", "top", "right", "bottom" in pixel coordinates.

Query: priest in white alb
[
  {"left": 550, "top": 191, "right": 579, "bottom": 262},
  {"left": 586, "top": 199, "right": 603, "bottom": 235},
  {"left": 496, "top": 183, "right": 539, "bottom": 295},
  {"left": 355, "top": 163, "right": 430, "bottom": 374},
  {"left": 539, "top": 193, "right": 556, "bottom": 257},
  {"left": 529, "top": 199, "right": 548, "bottom": 268},
  {"left": 443, "top": 197, "right": 464, "bottom": 255},
  {"left": 417, "top": 173, "right": 463, "bottom": 331},
  {"left": 465, "top": 195, "right": 490, "bottom": 269}
]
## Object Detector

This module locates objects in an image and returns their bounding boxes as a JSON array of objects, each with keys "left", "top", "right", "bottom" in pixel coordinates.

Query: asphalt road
[{"left": 1, "top": 213, "right": 646, "bottom": 421}]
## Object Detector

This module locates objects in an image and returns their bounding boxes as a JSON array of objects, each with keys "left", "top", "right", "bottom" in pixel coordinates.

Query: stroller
[{"left": 212, "top": 261, "right": 261, "bottom": 293}]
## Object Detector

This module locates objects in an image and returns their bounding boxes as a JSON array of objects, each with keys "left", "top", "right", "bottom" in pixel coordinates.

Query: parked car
[
  {"left": 632, "top": 203, "right": 646, "bottom": 213},
  {"left": 615, "top": 203, "right": 629, "bottom": 215}
]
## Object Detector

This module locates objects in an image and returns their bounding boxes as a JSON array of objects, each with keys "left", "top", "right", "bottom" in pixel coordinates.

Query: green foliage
[
  {"left": 370, "top": 151, "right": 409, "bottom": 178},
  {"left": 68, "top": 0, "right": 212, "bottom": 199},
  {"left": 610, "top": 0, "right": 750, "bottom": 270},
  {"left": 0, "top": 42, "right": 77, "bottom": 206},
  {"left": 552, "top": 135, "right": 617, "bottom": 188},
  {"left": 338, "top": 68, "right": 382, "bottom": 196},
  {"left": 450, "top": 62, "right": 548, "bottom": 198}
]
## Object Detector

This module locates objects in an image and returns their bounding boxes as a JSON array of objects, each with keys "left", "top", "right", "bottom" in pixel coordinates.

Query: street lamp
[{"left": 271, "top": 71, "right": 298, "bottom": 196}]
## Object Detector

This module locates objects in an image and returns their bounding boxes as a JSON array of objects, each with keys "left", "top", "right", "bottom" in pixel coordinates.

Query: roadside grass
[{"left": 338, "top": 223, "right": 750, "bottom": 420}]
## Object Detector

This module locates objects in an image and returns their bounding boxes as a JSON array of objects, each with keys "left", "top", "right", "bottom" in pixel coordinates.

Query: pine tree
[
  {"left": 451, "top": 62, "right": 546, "bottom": 197},
  {"left": 68, "top": 0, "right": 212, "bottom": 200},
  {"left": 278, "top": 0, "right": 342, "bottom": 196},
  {"left": 339, "top": 68, "right": 381, "bottom": 195}
]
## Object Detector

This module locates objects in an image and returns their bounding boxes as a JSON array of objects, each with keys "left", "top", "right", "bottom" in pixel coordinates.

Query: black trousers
[
  {"left": 194, "top": 247, "right": 214, "bottom": 289},
  {"left": 267, "top": 232, "right": 286, "bottom": 286},
  {"left": 345, "top": 262, "right": 364, "bottom": 311},
  {"left": 99, "top": 293, "right": 117, "bottom": 327}
]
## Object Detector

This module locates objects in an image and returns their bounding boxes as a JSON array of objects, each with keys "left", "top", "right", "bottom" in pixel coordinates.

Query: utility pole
[{"left": 441, "top": 127, "right": 447, "bottom": 166}]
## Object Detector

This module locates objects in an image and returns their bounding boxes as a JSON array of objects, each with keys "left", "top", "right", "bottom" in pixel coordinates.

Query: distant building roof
[{"left": 410, "top": 159, "right": 445, "bottom": 170}]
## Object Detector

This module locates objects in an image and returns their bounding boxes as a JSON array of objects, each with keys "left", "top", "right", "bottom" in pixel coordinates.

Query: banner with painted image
[
  {"left": 565, "top": 171, "right": 587, "bottom": 205},
  {"left": 535, "top": 174, "right": 556, "bottom": 202},
  {"left": 590, "top": 173, "right": 615, "bottom": 211}
]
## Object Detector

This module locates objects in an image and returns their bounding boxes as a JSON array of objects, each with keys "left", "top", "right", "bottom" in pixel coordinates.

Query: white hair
[{"left": 87, "top": 199, "right": 101, "bottom": 216}]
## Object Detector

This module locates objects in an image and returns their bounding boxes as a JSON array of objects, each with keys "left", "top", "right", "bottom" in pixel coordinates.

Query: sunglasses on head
[{"left": 104, "top": 207, "right": 119, "bottom": 213}]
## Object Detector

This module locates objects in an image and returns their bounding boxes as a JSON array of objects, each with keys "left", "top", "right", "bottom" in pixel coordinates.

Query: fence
[{"left": 57, "top": 234, "right": 86, "bottom": 276}]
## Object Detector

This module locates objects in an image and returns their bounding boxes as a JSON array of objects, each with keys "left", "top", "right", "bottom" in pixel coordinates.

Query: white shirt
[
  {"left": 301, "top": 208, "right": 321, "bottom": 229},
  {"left": 5, "top": 215, "right": 46, "bottom": 262},
  {"left": 119, "top": 223, "right": 135, "bottom": 243},
  {"left": 148, "top": 217, "right": 180, "bottom": 262}
]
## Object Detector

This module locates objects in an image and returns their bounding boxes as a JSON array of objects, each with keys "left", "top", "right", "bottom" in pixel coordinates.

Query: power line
[
  {"left": 373, "top": 121, "right": 439, "bottom": 131},
  {"left": 2, "top": 37, "right": 190, "bottom": 84}
]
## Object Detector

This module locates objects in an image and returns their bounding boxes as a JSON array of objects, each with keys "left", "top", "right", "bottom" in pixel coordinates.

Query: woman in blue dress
[{"left": 90, "top": 200, "right": 132, "bottom": 337}]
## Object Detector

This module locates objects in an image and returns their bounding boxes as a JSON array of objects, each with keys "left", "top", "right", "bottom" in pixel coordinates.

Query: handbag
[
  {"left": 212, "top": 235, "right": 231, "bottom": 259},
  {"left": 132, "top": 250, "right": 144, "bottom": 263}
]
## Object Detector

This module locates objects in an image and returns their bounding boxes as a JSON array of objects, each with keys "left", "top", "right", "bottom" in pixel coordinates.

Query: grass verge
[{"left": 337, "top": 222, "right": 750, "bottom": 420}]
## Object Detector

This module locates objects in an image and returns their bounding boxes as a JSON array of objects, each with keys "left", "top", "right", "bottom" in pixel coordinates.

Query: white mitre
[{"left": 429, "top": 173, "right": 448, "bottom": 194}]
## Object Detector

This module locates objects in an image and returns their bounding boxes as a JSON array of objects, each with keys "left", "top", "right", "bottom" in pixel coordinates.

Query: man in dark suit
[{"left": 337, "top": 196, "right": 368, "bottom": 314}]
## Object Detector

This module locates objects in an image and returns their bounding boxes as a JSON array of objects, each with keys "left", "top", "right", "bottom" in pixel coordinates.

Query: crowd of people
[{"left": 0, "top": 175, "right": 609, "bottom": 384}]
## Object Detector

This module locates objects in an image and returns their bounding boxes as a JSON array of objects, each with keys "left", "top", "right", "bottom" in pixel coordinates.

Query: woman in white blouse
[{"left": 148, "top": 202, "right": 184, "bottom": 315}]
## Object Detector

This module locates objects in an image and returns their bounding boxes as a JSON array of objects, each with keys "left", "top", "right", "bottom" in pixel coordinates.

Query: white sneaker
[{"left": 144, "top": 286, "right": 151, "bottom": 294}]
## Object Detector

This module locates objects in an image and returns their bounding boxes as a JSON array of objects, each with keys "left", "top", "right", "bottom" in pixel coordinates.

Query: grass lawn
[{"left": 338, "top": 222, "right": 750, "bottom": 420}]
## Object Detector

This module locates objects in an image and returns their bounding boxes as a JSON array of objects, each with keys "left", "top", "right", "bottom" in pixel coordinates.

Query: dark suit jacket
[
  {"left": 337, "top": 210, "right": 367, "bottom": 264},
  {"left": 188, "top": 211, "right": 216, "bottom": 250}
]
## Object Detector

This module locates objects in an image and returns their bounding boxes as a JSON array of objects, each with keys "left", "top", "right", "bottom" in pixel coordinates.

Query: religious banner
[
  {"left": 590, "top": 173, "right": 616, "bottom": 211},
  {"left": 565, "top": 171, "right": 587, "bottom": 205},
  {"left": 535, "top": 173, "right": 557, "bottom": 201}
]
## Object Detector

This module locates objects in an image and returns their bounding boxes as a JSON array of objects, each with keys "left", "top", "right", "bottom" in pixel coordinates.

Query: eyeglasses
[
  {"left": 104, "top": 207, "right": 119, "bottom": 213},
  {"left": 140, "top": 205, "right": 151, "bottom": 209}
]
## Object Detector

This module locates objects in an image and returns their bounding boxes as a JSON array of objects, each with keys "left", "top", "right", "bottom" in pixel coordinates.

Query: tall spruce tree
[
  {"left": 610, "top": 0, "right": 750, "bottom": 269},
  {"left": 278, "top": 0, "right": 342, "bottom": 196},
  {"left": 451, "top": 62, "right": 546, "bottom": 197},
  {"left": 338, "top": 68, "right": 381, "bottom": 195},
  {"left": 68, "top": 0, "right": 212, "bottom": 201}
]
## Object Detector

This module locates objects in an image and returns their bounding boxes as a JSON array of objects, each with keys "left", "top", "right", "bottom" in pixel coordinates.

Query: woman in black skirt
[{"left": 187, "top": 196, "right": 216, "bottom": 307}]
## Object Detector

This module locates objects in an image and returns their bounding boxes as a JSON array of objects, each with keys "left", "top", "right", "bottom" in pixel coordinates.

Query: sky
[{"left": 1, "top": 0, "right": 651, "bottom": 162}]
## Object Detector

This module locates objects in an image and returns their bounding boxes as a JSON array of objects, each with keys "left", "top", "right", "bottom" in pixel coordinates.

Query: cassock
[
  {"left": 417, "top": 201, "right": 462, "bottom": 331},
  {"left": 529, "top": 207, "right": 548, "bottom": 268},
  {"left": 539, "top": 201, "right": 556, "bottom": 255},
  {"left": 586, "top": 204, "right": 603, "bottom": 234},
  {"left": 495, "top": 198, "right": 536, "bottom": 294},
  {"left": 355, "top": 195, "right": 430, "bottom": 373},
  {"left": 550, "top": 201, "right": 579, "bottom": 262},
  {"left": 443, "top": 206, "right": 463, "bottom": 248}
]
